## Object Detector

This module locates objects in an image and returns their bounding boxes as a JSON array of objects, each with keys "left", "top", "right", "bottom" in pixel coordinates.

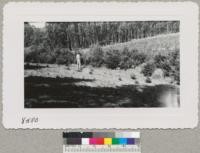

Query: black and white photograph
[{"left": 24, "top": 21, "right": 180, "bottom": 108}]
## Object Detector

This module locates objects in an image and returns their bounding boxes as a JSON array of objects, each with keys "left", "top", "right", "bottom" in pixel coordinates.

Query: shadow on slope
[
  {"left": 25, "top": 76, "right": 179, "bottom": 108},
  {"left": 24, "top": 63, "right": 49, "bottom": 70}
]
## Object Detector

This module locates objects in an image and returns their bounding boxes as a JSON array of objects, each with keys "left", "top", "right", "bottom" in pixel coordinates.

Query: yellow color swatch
[{"left": 104, "top": 138, "right": 112, "bottom": 145}]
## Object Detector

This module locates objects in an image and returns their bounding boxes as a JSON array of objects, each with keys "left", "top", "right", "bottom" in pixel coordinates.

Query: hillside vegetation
[
  {"left": 25, "top": 32, "right": 180, "bottom": 84},
  {"left": 83, "top": 33, "right": 179, "bottom": 56},
  {"left": 25, "top": 21, "right": 179, "bottom": 66},
  {"left": 25, "top": 21, "right": 180, "bottom": 84},
  {"left": 25, "top": 21, "right": 179, "bottom": 49},
  {"left": 105, "top": 33, "right": 179, "bottom": 55}
]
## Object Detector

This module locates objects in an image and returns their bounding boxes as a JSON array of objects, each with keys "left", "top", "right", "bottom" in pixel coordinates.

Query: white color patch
[
  {"left": 115, "top": 132, "right": 140, "bottom": 138},
  {"left": 81, "top": 138, "right": 89, "bottom": 145}
]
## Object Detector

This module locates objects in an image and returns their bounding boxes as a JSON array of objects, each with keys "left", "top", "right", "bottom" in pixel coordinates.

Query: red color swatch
[
  {"left": 96, "top": 138, "right": 104, "bottom": 145},
  {"left": 89, "top": 138, "right": 104, "bottom": 145}
]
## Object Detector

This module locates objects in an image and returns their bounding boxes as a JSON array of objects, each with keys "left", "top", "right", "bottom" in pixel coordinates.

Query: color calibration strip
[{"left": 63, "top": 132, "right": 140, "bottom": 152}]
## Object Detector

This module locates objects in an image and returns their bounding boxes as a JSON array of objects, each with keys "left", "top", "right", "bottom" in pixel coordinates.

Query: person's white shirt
[
  {"left": 76, "top": 53, "right": 81, "bottom": 70},
  {"left": 76, "top": 54, "right": 80, "bottom": 61}
]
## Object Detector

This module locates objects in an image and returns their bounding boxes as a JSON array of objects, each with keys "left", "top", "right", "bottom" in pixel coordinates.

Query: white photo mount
[{"left": 3, "top": 2, "right": 199, "bottom": 129}]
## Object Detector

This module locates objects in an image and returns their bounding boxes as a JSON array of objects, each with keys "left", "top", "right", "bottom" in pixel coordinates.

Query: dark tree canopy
[{"left": 24, "top": 21, "right": 179, "bottom": 50}]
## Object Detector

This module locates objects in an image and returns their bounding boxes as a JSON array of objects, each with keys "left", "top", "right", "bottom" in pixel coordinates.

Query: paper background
[{"left": 0, "top": 0, "right": 199, "bottom": 153}]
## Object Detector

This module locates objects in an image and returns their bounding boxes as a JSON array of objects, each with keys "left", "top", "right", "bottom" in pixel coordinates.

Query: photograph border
[{"left": 3, "top": 2, "right": 199, "bottom": 129}]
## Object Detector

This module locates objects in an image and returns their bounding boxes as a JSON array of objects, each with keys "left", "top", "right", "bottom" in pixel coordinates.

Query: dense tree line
[{"left": 24, "top": 21, "right": 179, "bottom": 50}]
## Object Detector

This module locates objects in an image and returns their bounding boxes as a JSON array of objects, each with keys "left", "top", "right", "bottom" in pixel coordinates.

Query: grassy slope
[{"left": 83, "top": 33, "right": 179, "bottom": 56}]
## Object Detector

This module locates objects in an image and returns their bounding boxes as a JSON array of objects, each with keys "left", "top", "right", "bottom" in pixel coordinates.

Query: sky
[{"left": 29, "top": 22, "right": 46, "bottom": 28}]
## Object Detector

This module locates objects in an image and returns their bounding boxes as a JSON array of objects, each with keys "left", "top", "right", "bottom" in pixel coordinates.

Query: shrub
[
  {"left": 55, "top": 48, "right": 74, "bottom": 65},
  {"left": 24, "top": 45, "right": 42, "bottom": 63},
  {"left": 168, "top": 50, "right": 180, "bottom": 84},
  {"left": 174, "top": 72, "right": 180, "bottom": 85},
  {"left": 81, "top": 52, "right": 90, "bottom": 65},
  {"left": 25, "top": 45, "right": 57, "bottom": 64},
  {"left": 153, "top": 50, "right": 180, "bottom": 83},
  {"left": 89, "top": 44, "right": 104, "bottom": 67},
  {"left": 45, "top": 53, "right": 56, "bottom": 64},
  {"left": 131, "top": 49, "right": 147, "bottom": 67},
  {"left": 119, "top": 48, "right": 147, "bottom": 69},
  {"left": 119, "top": 47, "right": 132, "bottom": 69},
  {"left": 169, "top": 50, "right": 180, "bottom": 67},
  {"left": 25, "top": 50, "right": 37, "bottom": 63},
  {"left": 104, "top": 49, "right": 121, "bottom": 69},
  {"left": 38, "top": 52, "right": 48, "bottom": 63},
  {"left": 145, "top": 77, "right": 152, "bottom": 83},
  {"left": 56, "top": 55, "right": 66, "bottom": 64},
  {"left": 24, "top": 47, "right": 32, "bottom": 62},
  {"left": 162, "top": 63, "right": 172, "bottom": 77},
  {"left": 154, "top": 54, "right": 171, "bottom": 77},
  {"left": 119, "top": 59, "right": 133, "bottom": 69},
  {"left": 141, "top": 62, "right": 156, "bottom": 77},
  {"left": 154, "top": 54, "right": 167, "bottom": 67}
]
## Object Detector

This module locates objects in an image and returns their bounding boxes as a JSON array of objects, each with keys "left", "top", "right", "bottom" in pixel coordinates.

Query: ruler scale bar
[{"left": 63, "top": 145, "right": 141, "bottom": 152}]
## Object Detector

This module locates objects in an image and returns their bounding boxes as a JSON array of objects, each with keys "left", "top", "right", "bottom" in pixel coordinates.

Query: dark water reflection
[{"left": 25, "top": 76, "right": 179, "bottom": 108}]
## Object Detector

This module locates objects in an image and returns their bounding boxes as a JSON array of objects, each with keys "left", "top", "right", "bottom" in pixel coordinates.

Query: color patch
[
  {"left": 115, "top": 132, "right": 140, "bottom": 138},
  {"left": 119, "top": 138, "right": 127, "bottom": 145},
  {"left": 93, "top": 132, "right": 115, "bottom": 138},
  {"left": 112, "top": 138, "right": 120, "bottom": 145},
  {"left": 82, "top": 132, "right": 93, "bottom": 138},
  {"left": 96, "top": 138, "right": 104, "bottom": 145},
  {"left": 63, "top": 138, "right": 67, "bottom": 145},
  {"left": 104, "top": 138, "right": 112, "bottom": 145},
  {"left": 64, "top": 132, "right": 82, "bottom": 138},
  {"left": 67, "top": 138, "right": 81, "bottom": 145},
  {"left": 89, "top": 138, "right": 97, "bottom": 145},
  {"left": 82, "top": 138, "right": 89, "bottom": 145},
  {"left": 127, "top": 138, "right": 135, "bottom": 145}
]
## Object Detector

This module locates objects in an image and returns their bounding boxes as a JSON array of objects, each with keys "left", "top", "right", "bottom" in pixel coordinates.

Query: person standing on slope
[{"left": 76, "top": 52, "right": 81, "bottom": 71}]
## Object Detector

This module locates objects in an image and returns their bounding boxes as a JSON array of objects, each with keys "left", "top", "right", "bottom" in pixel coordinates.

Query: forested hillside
[
  {"left": 24, "top": 21, "right": 179, "bottom": 50},
  {"left": 24, "top": 21, "right": 180, "bottom": 84}
]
